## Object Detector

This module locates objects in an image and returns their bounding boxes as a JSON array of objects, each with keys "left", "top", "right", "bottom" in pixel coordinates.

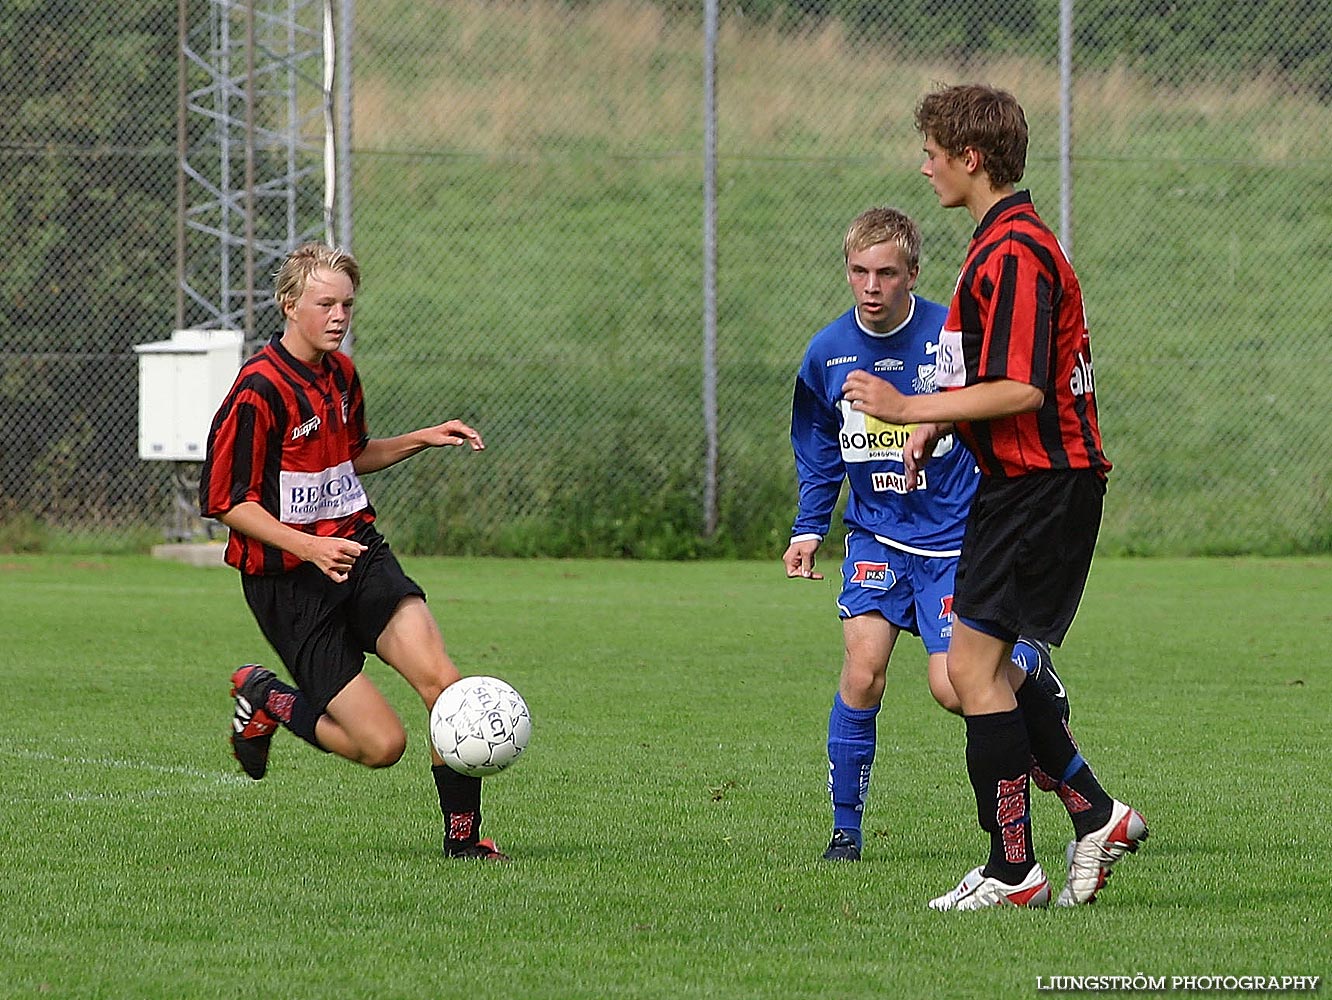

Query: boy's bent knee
[
  {"left": 357, "top": 731, "right": 407, "bottom": 768},
  {"left": 930, "top": 682, "right": 963, "bottom": 715}
]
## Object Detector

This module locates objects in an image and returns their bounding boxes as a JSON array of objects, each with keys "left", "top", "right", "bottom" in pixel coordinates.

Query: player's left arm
[{"left": 353, "top": 420, "right": 486, "bottom": 474}]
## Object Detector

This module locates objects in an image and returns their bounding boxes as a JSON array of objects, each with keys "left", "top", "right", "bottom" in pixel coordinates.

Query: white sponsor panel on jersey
[
  {"left": 280, "top": 460, "right": 369, "bottom": 523},
  {"left": 839, "top": 401, "right": 956, "bottom": 465},
  {"left": 839, "top": 403, "right": 910, "bottom": 462},
  {"left": 937, "top": 328, "right": 964, "bottom": 387},
  {"left": 871, "top": 469, "right": 928, "bottom": 494}
]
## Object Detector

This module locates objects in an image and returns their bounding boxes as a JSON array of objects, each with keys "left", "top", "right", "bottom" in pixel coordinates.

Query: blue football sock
[
  {"left": 827, "top": 693, "right": 878, "bottom": 833},
  {"left": 1062, "top": 752, "right": 1087, "bottom": 785},
  {"left": 1011, "top": 638, "right": 1040, "bottom": 676}
]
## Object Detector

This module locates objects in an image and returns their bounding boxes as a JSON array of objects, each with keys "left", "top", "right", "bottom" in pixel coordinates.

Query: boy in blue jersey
[{"left": 784, "top": 207, "right": 1083, "bottom": 864}]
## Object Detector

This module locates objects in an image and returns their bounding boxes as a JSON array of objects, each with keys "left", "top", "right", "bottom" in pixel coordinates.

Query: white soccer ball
[{"left": 430, "top": 676, "right": 531, "bottom": 777}]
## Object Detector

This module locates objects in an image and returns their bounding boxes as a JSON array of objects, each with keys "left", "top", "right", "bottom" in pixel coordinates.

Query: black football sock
[
  {"left": 965, "top": 708, "right": 1036, "bottom": 884},
  {"left": 259, "top": 677, "right": 326, "bottom": 751},
  {"left": 1015, "top": 679, "right": 1112, "bottom": 837},
  {"left": 435, "top": 764, "right": 483, "bottom": 848}
]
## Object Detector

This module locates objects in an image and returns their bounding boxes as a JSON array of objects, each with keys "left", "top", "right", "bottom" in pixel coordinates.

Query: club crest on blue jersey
[{"left": 912, "top": 363, "right": 937, "bottom": 394}]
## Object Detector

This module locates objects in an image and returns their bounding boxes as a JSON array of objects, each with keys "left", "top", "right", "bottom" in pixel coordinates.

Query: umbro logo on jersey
[
  {"left": 826, "top": 354, "right": 858, "bottom": 367},
  {"left": 292, "top": 415, "right": 321, "bottom": 440},
  {"left": 874, "top": 358, "right": 904, "bottom": 372}
]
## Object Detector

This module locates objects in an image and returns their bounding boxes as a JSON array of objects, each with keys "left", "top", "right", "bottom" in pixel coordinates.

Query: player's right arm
[
  {"left": 782, "top": 536, "right": 824, "bottom": 580},
  {"left": 842, "top": 370, "right": 1042, "bottom": 425},
  {"left": 218, "top": 502, "right": 366, "bottom": 583},
  {"left": 786, "top": 364, "right": 842, "bottom": 580}
]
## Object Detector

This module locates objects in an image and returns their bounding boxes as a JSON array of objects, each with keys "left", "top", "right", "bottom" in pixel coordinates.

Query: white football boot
[
  {"left": 1056, "top": 800, "right": 1149, "bottom": 906},
  {"left": 928, "top": 863, "right": 1051, "bottom": 911}
]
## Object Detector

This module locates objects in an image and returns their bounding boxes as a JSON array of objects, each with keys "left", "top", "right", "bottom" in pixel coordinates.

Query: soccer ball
[{"left": 430, "top": 675, "right": 531, "bottom": 777}]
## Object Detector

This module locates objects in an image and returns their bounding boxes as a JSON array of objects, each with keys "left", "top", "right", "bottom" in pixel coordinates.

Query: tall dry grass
[
  {"left": 354, "top": 0, "right": 1051, "bottom": 156},
  {"left": 354, "top": 0, "right": 1330, "bottom": 162}
]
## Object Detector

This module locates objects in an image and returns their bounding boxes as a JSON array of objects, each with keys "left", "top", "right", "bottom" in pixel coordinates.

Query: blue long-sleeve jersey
[{"left": 789, "top": 296, "right": 978, "bottom": 555}]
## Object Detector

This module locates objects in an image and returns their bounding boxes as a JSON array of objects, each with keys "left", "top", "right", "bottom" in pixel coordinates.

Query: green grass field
[{"left": 2, "top": 554, "right": 1329, "bottom": 998}]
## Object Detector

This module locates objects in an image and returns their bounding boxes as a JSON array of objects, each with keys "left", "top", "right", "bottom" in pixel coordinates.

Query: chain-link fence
[{"left": 3, "top": 0, "right": 1329, "bottom": 557}]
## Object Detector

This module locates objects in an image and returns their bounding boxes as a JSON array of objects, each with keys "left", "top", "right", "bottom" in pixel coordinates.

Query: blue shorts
[{"left": 836, "top": 531, "right": 958, "bottom": 654}]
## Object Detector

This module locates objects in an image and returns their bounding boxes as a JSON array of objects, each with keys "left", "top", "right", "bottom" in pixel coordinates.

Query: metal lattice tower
[{"left": 174, "top": 0, "right": 353, "bottom": 346}]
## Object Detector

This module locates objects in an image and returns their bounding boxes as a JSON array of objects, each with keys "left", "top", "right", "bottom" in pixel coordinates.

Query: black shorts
[
  {"left": 953, "top": 469, "right": 1105, "bottom": 646},
  {"left": 240, "top": 523, "right": 426, "bottom": 712}
]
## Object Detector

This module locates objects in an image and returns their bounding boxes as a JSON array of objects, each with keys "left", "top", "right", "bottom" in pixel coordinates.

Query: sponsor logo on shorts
[
  {"left": 939, "top": 594, "right": 954, "bottom": 620},
  {"left": 850, "top": 561, "right": 895, "bottom": 590}
]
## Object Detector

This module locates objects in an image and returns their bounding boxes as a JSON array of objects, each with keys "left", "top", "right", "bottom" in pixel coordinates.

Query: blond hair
[
  {"left": 843, "top": 207, "right": 921, "bottom": 270},
  {"left": 273, "top": 243, "right": 361, "bottom": 314}
]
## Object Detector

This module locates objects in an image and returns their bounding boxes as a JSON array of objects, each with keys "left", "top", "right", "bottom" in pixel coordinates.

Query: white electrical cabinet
[{"left": 134, "top": 329, "right": 244, "bottom": 462}]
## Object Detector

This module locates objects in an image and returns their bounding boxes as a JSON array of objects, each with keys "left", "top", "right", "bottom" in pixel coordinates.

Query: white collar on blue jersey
[{"left": 854, "top": 293, "right": 916, "bottom": 339}]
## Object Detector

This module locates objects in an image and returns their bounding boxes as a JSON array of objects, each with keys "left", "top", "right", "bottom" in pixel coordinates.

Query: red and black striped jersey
[
  {"left": 199, "top": 335, "right": 375, "bottom": 574},
  {"left": 937, "top": 192, "right": 1111, "bottom": 479}
]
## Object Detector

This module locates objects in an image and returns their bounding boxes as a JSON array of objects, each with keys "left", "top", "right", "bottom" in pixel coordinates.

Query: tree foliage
[
  {"left": 661, "top": 0, "right": 1332, "bottom": 98},
  {"left": 0, "top": 1, "right": 179, "bottom": 521},
  {"left": 0, "top": 1, "right": 180, "bottom": 353}
]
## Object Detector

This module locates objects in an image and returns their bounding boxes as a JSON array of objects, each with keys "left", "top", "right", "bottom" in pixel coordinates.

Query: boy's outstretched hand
[{"left": 421, "top": 420, "right": 485, "bottom": 451}]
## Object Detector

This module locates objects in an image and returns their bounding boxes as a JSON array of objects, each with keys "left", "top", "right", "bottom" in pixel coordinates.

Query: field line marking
[{"left": 0, "top": 743, "right": 251, "bottom": 799}]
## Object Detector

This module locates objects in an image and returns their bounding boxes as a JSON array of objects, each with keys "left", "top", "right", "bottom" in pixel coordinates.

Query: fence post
[
  {"left": 702, "top": 0, "right": 719, "bottom": 539},
  {"left": 1059, "top": 0, "right": 1073, "bottom": 255}
]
